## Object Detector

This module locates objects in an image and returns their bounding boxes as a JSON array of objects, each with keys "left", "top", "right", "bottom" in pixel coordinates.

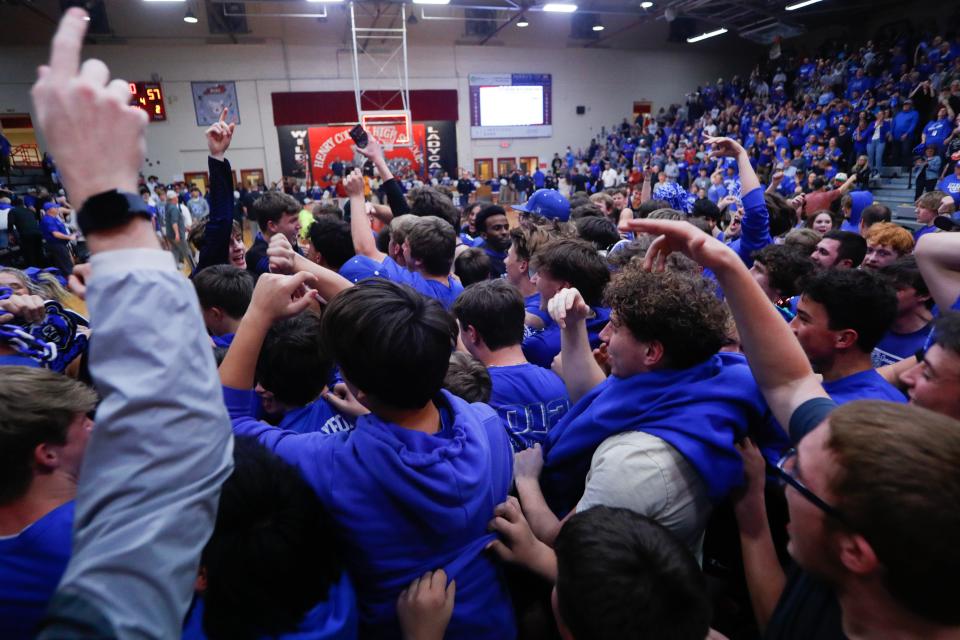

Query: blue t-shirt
[
  {"left": 822, "top": 369, "right": 906, "bottom": 405},
  {"left": 338, "top": 255, "right": 463, "bottom": 310},
  {"left": 872, "top": 323, "right": 933, "bottom": 367},
  {"left": 937, "top": 174, "right": 960, "bottom": 198},
  {"left": 280, "top": 397, "right": 356, "bottom": 436},
  {"left": 522, "top": 307, "right": 611, "bottom": 369},
  {"left": 524, "top": 293, "right": 550, "bottom": 324},
  {"left": 182, "top": 571, "right": 358, "bottom": 640},
  {"left": 0, "top": 501, "right": 75, "bottom": 640},
  {"left": 487, "top": 363, "right": 571, "bottom": 451},
  {"left": 39, "top": 214, "right": 69, "bottom": 245}
]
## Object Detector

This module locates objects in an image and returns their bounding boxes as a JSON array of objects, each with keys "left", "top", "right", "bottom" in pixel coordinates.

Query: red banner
[{"left": 308, "top": 124, "right": 426, "bottom": 187}]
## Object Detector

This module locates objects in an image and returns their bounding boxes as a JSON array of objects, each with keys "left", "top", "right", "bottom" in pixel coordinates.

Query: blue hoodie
[
  {"left": 540, "top": 352, "right": 780, "bottom": 516},
  {"left": 229, "top": 390, "right": 516, "bottom": 639},
  {"left": 840, "top": 190, "right": 873, "bottom": 233}
]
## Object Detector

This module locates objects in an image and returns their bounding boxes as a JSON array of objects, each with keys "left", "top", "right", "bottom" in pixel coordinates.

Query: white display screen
[{"left": 478, "top": 85, "right": 544, "bottom": 127}]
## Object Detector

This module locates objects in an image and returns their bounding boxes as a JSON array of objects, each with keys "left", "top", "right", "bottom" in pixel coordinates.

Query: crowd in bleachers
[{"left": 5, "top": 7, "right": 960, "bottom": 640}]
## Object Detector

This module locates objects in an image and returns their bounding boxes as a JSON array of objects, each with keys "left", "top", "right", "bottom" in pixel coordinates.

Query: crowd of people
[{"left": 4, "top": 7, "right": 960, "bottom": 640}]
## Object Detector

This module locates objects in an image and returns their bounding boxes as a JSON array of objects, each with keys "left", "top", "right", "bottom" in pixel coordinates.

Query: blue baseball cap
[
  {"left": 513, "top": 189, "right": 571, "bottom": 222},
  {"left": 42, "top": 202, "right": 59, "bottom": 211}
]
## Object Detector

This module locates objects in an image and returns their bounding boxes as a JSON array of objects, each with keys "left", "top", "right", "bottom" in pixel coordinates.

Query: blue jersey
[
  {"left": 871, "top": 323, "right": 933, "bottom": 367},
  {"left": 937, "top": 174, "right": 960, "bottom": 198},
  {"left": 488, "top": 363, "right": 570, "bottom": 451},
  {"left": 822, "top": 369, "right": 906, "bottom": 405},
  {"left": 0, "top": 501, "right": 74, "bottom": 640}
]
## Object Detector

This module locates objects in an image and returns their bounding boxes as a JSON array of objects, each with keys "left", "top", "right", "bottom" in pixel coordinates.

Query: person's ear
[
  {"left": 836, "top": 532, "right": 879, "bottom": 576},
  {"left": 551, "top": 587, "right": 576, "bottom": 640},
  {"left": 837, "top": 258, "right": 854, "bottom": 269},
  {"left": 643, "top": 340, "right": 666, "bottom": 368},
  {"left": 33, "top": 441, "right": 61, "bottom": 471},
  {"left": 834, "top": 328, "right": 859, "bottom": 351}
]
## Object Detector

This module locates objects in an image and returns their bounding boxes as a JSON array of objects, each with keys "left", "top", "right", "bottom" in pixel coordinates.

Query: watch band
[{"left": 78, "top": 190, "right": 153, "bottom": 235}]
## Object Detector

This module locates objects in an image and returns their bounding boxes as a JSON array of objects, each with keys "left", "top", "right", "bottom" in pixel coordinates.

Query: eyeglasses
[{"left": 769, "top": 449, "right": 849, "bottom": 525}]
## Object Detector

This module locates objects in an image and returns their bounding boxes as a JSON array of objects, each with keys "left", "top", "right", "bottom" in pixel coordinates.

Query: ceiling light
[
  {"left": 306, "top": 0, "right": 345, "bottom": 3},
  {"left": 516, "top": 16, "right": 529, "bottom": 27},
  {"left": 412, "top": 0, "right": 451, "bottom": 5},
  {"left": 592, "top": 23, "right": 604, "bottom": 31},
  {"left": 184, "top": 8, "right": 198, "bottom": 23},
  {"left": 687, "top": 28, "right": 727, "bottom": 43},
  {"left": 143, "top": 0, "right": 186, "bottom": 3},
  {"left": 543, "top": 3, "right": 578, "bottom": 13},
  {"left": 785, "top": 0, "right": 823, "bottom": 9},
  {"left": 640, "top": 1, "right": 653, "bottom": 7}
]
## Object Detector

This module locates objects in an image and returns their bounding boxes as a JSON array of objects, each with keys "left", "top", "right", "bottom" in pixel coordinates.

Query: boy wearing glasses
[{"left": 621, "top": 217, "right": 960, "bottom": 640}]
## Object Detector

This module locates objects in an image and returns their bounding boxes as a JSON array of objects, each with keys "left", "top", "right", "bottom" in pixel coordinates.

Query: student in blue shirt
[
  {"left": 872, "top": 256, "right": 934, "bottom": 367},
  {"left": 791, "top": 268, "right": 905, "bottom": 404},
  {"left": 504, "top": 224, "right": 554, "bottom": 330},
  {"left": 192, "top": 264, "right": 254, "bottom": 348},
  {"left": 937, "top": 160, "right": 960, "bottom": 198},
  {"left": 522, "top": 238, "right": 611, "bottom": 369},
  {"left": 182, "top": 438, "right": 357, "bottom": 640},
  {"left": 343, "top": 171, "right": 463, "bottom": 309},
  {"left": 474, "top": 205, "right": 511, "bottom": 278},
  {"left": 39, "top": 202, "right": 75, "bottom": 276},
  {"left": 0, "top": 367, "right": 97, "bottom": 640},
  {"left": 513, "top": 267, "right": 777, "bottom": 552},
  {"left": 220, "top": 276, "right": 515, "bottom": 639},
  {"left": 454, "top": 280, "right": 570, "bottom": 451}
]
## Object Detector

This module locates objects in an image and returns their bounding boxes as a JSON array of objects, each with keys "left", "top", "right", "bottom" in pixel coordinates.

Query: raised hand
[
  {"left": 547, "top": 287, "right": 593, "bottom": 330},
  {"left": 619, "top": 218, "right": 732, "bottom": 273},
  {"left": 267, "top": 233, "right": 297, "bottom": 275},
  {"left": 30, "top": 8, "right": 147, "bottom": 209},
  {"left": 396, "top": 569, "right": 455, "bottom": 640},
  {"left": 705, "top": 136, "right": 746, "bottom": 159},
  {"left": 205, "top": 107, "right": 236, "bottom": 161},
  {"left": 354, "top": 132, "right": 384, "bottom": 162},
  {"left": 343, "top": 168, "right": 365, "bottom": 198},
  {"left": 248, "top": 272, "right": 319, "bottom": 324}
]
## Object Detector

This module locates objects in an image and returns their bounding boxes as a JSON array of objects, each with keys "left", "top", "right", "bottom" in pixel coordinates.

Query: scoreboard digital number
[{"left": 129, "top": 82, "right": 167, "bottom": 122}]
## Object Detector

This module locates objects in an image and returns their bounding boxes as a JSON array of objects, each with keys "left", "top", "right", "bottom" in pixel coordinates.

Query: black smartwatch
[{"left": 78, "top": 190, "right": 153, "bottom": 235}]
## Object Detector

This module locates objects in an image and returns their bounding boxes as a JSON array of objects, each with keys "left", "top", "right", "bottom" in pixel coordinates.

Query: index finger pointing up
[
  {"left": 48, "top": 8, "right": 89, "bottom": 83},
  {"left": 219, "top": 107, "right": 228, "bottom": 124}
]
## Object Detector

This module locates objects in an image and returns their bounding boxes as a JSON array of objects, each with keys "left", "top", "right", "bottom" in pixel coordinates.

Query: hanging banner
[
  {"left": 308, "top": 124, "right": 425, "bottom": 187},
  {"left": 276, "top": 121, "right": 458, "bottom": 185},
  {"left": 276, "top": 126, "right": 309, "bottom": 179}
]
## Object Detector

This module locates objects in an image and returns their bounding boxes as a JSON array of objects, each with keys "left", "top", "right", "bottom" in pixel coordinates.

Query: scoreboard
[{"left": 129, "top": 82, "right": 167, "bottom": 122}]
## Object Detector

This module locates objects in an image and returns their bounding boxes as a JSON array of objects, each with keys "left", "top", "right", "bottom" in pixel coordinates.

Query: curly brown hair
[{"left": 603, "top": 268, "right": 727, "bottom": 368}]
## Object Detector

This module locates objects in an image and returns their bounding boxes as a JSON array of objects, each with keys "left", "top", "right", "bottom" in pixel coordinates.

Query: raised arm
[
  {"left": 267, "top": 232, "right": 352, "bottom": 301},
  {"left": 622, "top": 218, "right": 828, "bottom": 434},
  {"left": 549, "top": 287, "right": 606, "bottom": 403},
  {"left": 345, "top": 167, "right": 386, "bottom": 261},
  {"left": 219, "top": 271, "right": 319, "bottom": 390},
  {"left": 706, "top": 137, "right": 770, "bottom": 267},
  {"left": 356, "top": 134, "right": 411, "bottom": 217},
  {"left": 196, "top": 108, "right": 237, "bottom": 272},
  {"left": 915, "top": 232, "right": 960, "bottom": 311},
  {"left": 32, "top": 11, "right": 233, "bottom": 638}
]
